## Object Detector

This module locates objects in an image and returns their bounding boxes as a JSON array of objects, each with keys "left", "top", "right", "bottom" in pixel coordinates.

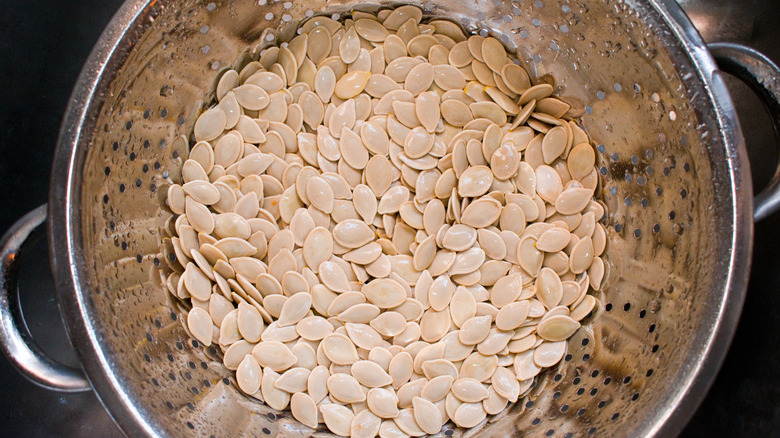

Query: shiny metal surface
[
  {"left": 0, "top": 0, "right": 775, "bottom": 436},
  {"left": 0, "top": 204, "right": 92, "bottom": 392},
  {"left": 708, "top": 43, "right": 780, "bottom": 222}
]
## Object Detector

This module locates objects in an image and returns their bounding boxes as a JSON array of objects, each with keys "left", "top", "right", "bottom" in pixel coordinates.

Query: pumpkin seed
[
  {"left": 262, "top": 369, "right": 291, "bottom": 410},
  {"left": 490, "top": 143, "right": 521, "bottom": 180},
  {"left": 383, "top": 5, "right": 423, "bottom": 29},
  {"left": 252, "top": 341, "right": 297, "bottom": 372},
  {"left": 335, "top": 70, "right": 372, "bottom": 99},
  {"left": 367, "top": 387, "right": 401, "bottom": 418},
  {"left": 537, "top": 315, "right": 581, "bottom": 341},
  {"left": 407, "top": 34, "right": 438, "bottom": 58},
  {"left": 194, "top": 107, "right": 227, "bottom": 142},
  {"left": 352, "top": 360, "right": 394, "bottom": 387},
  {"left": 519, "top": 83, "right": 554, "bottom": 105},
  {"left": 533, "top": 340, "right": 567, "bottom": 367},
  {"left": 412, "top": 396, "right": 443, "bottom": 434},
  {"left": 307, "top": 365, "right": 331, "bottom": 403},
  {"left": 453, "top": 402, "right": 487, "bottom": 428},
  {"left": 404, "top": 62, "right": 434, "bottom": 95},
  {"left": 460, "top": 197, "right": 502, "bottom": 228},
  {"left": 352, "top": 409, "right": 382, "bottom": 438},
  {"left": 274, "top": 367, "right": 310, "bottom": 393},
  {"left": 322, "top": 333, "right": 360, "bottom": 364},
  {"left": 328, "top": 372, "right": 367, "bottom": 403},
  {"left": 452, "top": 377, "right": 489, "bottom": 402},
  {"left": 320, "top": 404, "right": 355, "bottom": 436},
  {"left": 187, "top": 307, "right": 213, "bottom": 346},
  {"left": 570, "top": 236, "right": 595, "bottom": 274},
  {"left": 291, "top": 392, "right": 319, "bottom": 429}
]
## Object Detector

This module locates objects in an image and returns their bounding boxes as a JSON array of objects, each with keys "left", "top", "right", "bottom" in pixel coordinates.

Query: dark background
[{"left": 0, "top": 0, "right": 777, "bottom": 436}]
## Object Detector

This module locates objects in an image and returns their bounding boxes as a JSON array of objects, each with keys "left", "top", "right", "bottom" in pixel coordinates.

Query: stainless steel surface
[
  {"left": 0, "top": 0, "right": 778, "bottom": 436},
  {"left": 0, "top": 204, "right": 91, "bottom": 392},
  {"left": 707, "top": 43, "right": 780, "bottom": 222}
]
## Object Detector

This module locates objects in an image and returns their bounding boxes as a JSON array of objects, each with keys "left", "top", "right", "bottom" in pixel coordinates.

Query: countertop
[{"left": 0, "top": 0, "right": 777, "bottom": 436}]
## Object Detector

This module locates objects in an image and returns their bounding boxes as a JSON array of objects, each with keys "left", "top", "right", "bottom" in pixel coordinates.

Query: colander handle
[
  {"left": 709, "top": 42, "right": 780, "bottom": 222},
  {"left": 0, "top": 205, "right": 91, "bottom": 392}
]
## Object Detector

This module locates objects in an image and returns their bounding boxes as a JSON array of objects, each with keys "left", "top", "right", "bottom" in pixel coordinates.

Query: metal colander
[{"left": 1, "top": 0, "right": 779, "bottom": 437}]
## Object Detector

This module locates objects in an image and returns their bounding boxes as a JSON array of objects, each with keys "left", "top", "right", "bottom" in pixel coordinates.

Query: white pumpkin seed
[
  {"left": 260, "top": 369, "right": 290, "bottom": 411},
  {"left": 291, "top": 392, "right": 319, "bottom": 429},
  {"left": 320, "top": 404, "right": 355, "bottom": 437},
  {"left": 453, "top": 402, "right": 487, "bottom": 428},
  {"left": 412, "top": 396, "right": 443, "bottom": 434},
  {"left": 533, "top": 340, "right": 567, "bottom": 367},
  {"left": 321, "top": 333, "right": 359, "bottom": 364},
  {"left": 537, "top": 314, "right": 580, "bottom": 341},
  {"left": 252, "top": 341, "right": 297, "bottom": 372},
  {"left": 328, "top": 373, "right": 367, "bottom": 403},
  {"left": 352, "top": 360, "right": 394, "bottom": 387},
  {"left": 194, "top": 107, "right": 227, "bottom": 142},
  {"left": 452, "top": 378, "right": 489, "bottom": 402},
  {"left": 367, "top": 387, "right": 400, "bottom": 418}
]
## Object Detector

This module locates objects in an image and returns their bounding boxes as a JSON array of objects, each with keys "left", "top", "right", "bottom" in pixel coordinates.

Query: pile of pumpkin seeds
[{"left": 162, "top": 5, "right": 606, "bottom": 437}]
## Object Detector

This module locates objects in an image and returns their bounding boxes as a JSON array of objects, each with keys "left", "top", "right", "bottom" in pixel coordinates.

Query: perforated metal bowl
[{"left": 1, "top": 0, "right": 779, "bottom": 437}]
